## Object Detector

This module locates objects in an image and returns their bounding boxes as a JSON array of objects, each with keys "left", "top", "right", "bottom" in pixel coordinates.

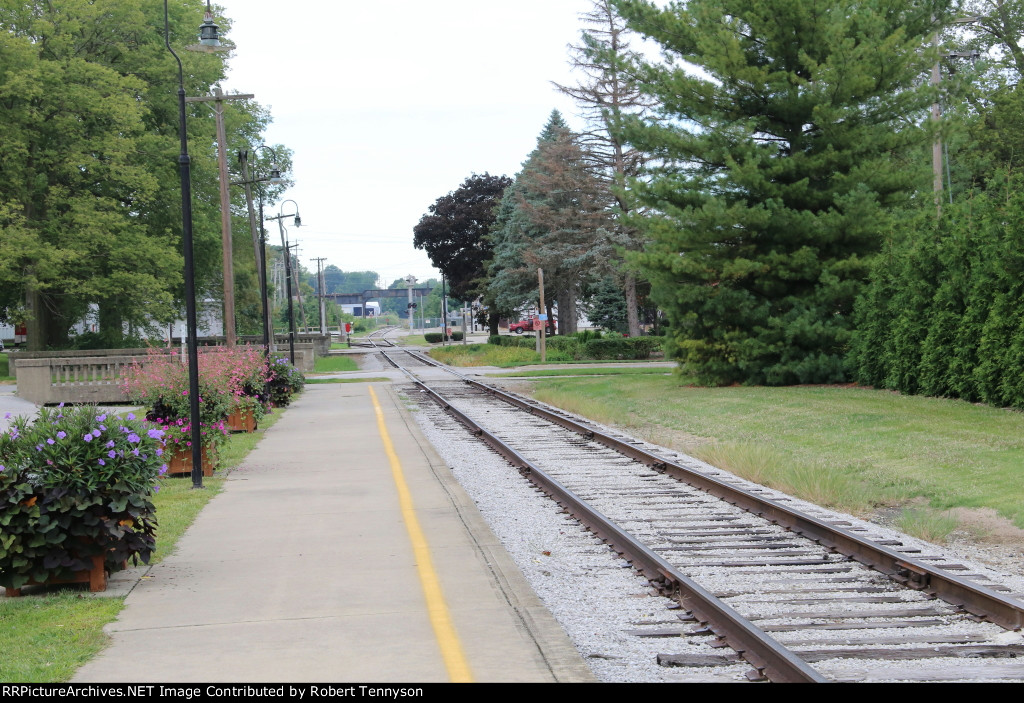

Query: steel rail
[
  {"left": 388, "top": 347, "right": 1024, "bottom": 630},
  {"left": 393, "top": 364, "right": 827, "bottom": 683},
  {"left": 441, "top": 374, "right": 1024, "bottom": 632}
]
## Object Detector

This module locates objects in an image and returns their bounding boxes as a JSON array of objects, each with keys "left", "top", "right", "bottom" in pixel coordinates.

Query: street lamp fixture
[{"left": 198, "top": 2, "right": 220, "bottom": 47}]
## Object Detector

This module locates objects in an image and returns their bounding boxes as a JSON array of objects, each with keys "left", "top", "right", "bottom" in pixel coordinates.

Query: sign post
[{"left": 537, "top": 268, "right": 546, "bottom": 364}]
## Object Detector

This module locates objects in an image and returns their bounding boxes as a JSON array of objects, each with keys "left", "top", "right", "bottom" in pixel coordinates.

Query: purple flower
[
  {"left": 91, "top": 429, "right": 102, "bottom": 439},
  {"left": 155, "top": 448, "right": 163, "bottom": 457},
  {"left": 108, "top": 450, "right": 116, "bottom": 459},
  {"left": 127, "top": 433, "right": 141, "bottom": 443},
  {"left": 153, "top": 484, "right": 161, "bottom": 493},
  {"left": 3, "top": 412, "right": 10, "bottom": 419},
  {"left": 126, "top": 413, "right": 136, "bottom": 420},
  {"left": 106, "top": 440, "right": 115, "bottom": 448},
  {"left": 46, "top": 438, "right": 55, "bottom": 445},
  {"left": 56, "top": 431, "right": 66, "bottom": 439},
  {"left": 147, "top": 428, "right": 165, "bottom": 440},
  {"left": 131, "top": 448, "right": 140, "bottom": 457},
  {"left": 0, "top": 465, "right": 5, "bottom": 471},
  {"left": 35, "top": 444, "right": 43, "bottom": 452},
  {"left": 97, "top": 459, "right": 105, "bottom": 466},
  {"left": 95, "top": 413, "right": 107, "bottom": 422},
  {"left": 83, "top": 434, "right": 93, "bottom": 442},
  {"left": 159, "top": 464, "right": 168, "bottom": 476}
]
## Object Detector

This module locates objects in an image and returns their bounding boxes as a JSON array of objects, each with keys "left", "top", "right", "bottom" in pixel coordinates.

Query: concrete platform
[{"left": 70, "top": 383, "right": 594, "bottom": 683}]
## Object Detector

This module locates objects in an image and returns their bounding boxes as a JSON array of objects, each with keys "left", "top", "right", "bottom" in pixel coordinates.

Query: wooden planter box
[
  {"left": 226, "top": 408, "right": 257, "bottom": 433},
  {"left": 4, "top": 553, "right": 126, "bottom": 597},
  {"left": 165, "top": 444, "right": 215, "bottom": 477}
]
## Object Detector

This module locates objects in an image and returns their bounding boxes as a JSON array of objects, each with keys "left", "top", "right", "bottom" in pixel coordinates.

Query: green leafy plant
[
  {"left": 267, "top": 356, "right": 305, "bottom": 407},
  {"left": 0, "top": 406, "right": 166, "bottom": 591},
  {"left": 122, "top": 347, "right": 272, "bottom": 456}
]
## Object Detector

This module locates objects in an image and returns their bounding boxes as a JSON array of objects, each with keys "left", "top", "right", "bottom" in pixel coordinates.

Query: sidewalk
[{"left": 68, "top": 382, "right": 593, "bottom": 683}]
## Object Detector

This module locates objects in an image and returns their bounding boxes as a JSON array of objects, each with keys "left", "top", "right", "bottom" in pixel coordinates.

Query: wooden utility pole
[
  {"left": 538, "top": 268, "right": 546, "bottom": 363},
  {"left": 312, "top": 257, "right": 327, "bottom": 334},
  {"left": 186, "top": 87, "right": 254, "bottom": 346}
]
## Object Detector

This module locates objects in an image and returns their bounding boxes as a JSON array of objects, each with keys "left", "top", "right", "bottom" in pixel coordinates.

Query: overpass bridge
[{"left": 325, "top": 288, "right": 435, "bottom": 316}]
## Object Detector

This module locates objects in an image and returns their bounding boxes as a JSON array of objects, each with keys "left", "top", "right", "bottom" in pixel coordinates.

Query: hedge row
[
  {"left": 424, "top": 332, "right": 463, "bottom": 343},
  {"left": 851, "top": 170, "right": 1024, "bottom": 409},
  {"left": 488, "top": 334, "right": 663, "bottom": 360}
]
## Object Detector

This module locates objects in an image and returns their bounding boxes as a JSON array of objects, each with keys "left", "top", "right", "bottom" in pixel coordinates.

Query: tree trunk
[
  {"left": 624, "top": 272, "right": 641, "bottom": 337},
  {"left": 488, "top": 311, "right": 499, "bottom": 336},
  {"left": 556, "top": 287, "right": 579, "bottom": 335},
  {"left": 25, "top": 288, "right": 67, "bottom": 350},
  {"left": 98, "top": 303, "right": 124, "bottom": 347}
]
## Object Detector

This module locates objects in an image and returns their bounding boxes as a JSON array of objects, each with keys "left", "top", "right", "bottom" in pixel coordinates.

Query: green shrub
[
  {"left": 852, "top": 169, "right": 1024, "bottom": 409},
  {"left": 547, "top": 336, "right": 583, "bottom": 359},
  {"left": 584, "top": 338, "right": 660, "bottom": 360},
  {"left": 451, "top": 331, "right": 464, "bottom": 341},
  {"left": 0, "top": 406, "right": 165, "bottom": 590},
  {"left": 267, "top": 356, "right": 305, "bottom": 407},
  {"left": 489, "top": 335, "right": 535, "bottom": 349},
  {"left": 424, "top": 333, "right": 443, "bottom": 343}
]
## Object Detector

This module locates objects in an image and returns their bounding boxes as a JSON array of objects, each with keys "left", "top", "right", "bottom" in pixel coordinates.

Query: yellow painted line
[{"left": 368, "top": 385, "right": 474, "bottom": 683}]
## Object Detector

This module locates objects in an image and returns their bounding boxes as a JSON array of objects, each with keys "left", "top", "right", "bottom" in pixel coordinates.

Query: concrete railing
[
  {"left": 168, "top": 334, "right": 331, "bottom": 357},
  {"left": 8, "top": 348, "right": 154, "bottom": 378},
  {"left": 16, "top": 345, "right": 314, "bottom": 405},
  {"left": 17, "top": 356, "right": 142, "bottom": 405}
]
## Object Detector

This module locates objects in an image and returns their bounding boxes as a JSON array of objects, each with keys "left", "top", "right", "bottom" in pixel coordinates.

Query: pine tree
[
  {"left": 487, "top": 111, "right": 612, "bottom": 334},
  {"left": 555, "top": 0, "right": 656, "bottom": 336},
  {"left": 613, "top": 0, "right": 951, "bottom": 384}
]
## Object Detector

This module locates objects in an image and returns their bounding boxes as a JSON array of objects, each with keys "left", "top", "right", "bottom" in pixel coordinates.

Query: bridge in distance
[{"left": 324, "top": 288, "right": 435, "bottom": 317}]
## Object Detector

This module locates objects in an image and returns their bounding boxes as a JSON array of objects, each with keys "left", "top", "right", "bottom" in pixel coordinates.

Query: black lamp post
[{"left": 163, "top": 0, "right": 230, "bottom": 489}]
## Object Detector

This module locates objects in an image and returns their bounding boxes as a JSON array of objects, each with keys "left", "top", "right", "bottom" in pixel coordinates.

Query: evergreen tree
[
  {"left": 487, "top": 111, "right": 613, "bottom": 334},
  {"left": 613, "top": 0, "right": 951, "bottom": 384},
  {"left": 556, "top": 0, "right": 656, "bottom": 336}
]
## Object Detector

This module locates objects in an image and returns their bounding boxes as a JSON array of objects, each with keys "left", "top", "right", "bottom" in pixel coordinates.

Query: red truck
[{"left": 508, "top": 317, "right": 556, "bottom": 334}]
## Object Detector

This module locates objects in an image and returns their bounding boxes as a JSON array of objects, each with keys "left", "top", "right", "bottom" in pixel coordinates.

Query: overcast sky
[{"left": 221, "top": 0, "right": 598, "bottom": 291}]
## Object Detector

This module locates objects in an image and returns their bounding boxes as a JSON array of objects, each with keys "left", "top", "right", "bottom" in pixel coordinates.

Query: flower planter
[
  {"left": 165, "top": 444, "right": 215, "bottom": 477},
  {"left": 226, "top": 408, "right": 256, "bottom": 433},
  {"left": 4, "top": 552, "right": 128, "bottom": 597}
]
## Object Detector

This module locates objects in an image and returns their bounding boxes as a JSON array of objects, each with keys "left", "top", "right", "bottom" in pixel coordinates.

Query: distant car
[{"left": 508, "top": 319, "right": 556, "bottom": 335}]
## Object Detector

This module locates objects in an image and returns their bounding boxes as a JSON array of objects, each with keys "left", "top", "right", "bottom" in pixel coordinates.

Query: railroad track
[
  {"left": 350, "top": 326, "right": 400, "bottom": 348},
  {"left": 380, "top": 347, "right": 1024, "bottom": 683}
]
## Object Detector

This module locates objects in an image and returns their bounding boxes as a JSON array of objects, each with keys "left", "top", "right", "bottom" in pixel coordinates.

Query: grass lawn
[
  {"left": 307, "top": 377, "right": 390, "bottom": 384},
  {"left": 0, "top": 352, "right": 13, "bottom": 381},
  {"left": 429, "top": 343, "right": 561, "bottom": 367},
  {"left": 525, "top": 375, "right": 1024, "bottom": 538},
  {"left": 399, "top": 335, "right": 432, "bottom": 347},
  {"left": 429, "top": 342, "right": 665, "bottom": 368},
  {"left": 0, "top": 407, "right": 285, "bottom": 682},
  {"left": 487, "top": 367, "right": 673, "bottom": 378},
  {"left": 311, "top": 355, "right": 361, "bottom": 373}
]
